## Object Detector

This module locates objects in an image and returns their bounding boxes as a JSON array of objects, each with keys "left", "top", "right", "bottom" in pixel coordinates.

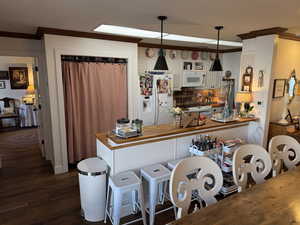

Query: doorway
[{"left": 0, "top": 55, "right": 46, "bottom": 170}]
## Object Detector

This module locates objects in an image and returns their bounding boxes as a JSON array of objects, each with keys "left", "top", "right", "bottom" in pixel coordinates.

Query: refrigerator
[{"left": 139, "top": 72, "right": 173, "bottom": 126}]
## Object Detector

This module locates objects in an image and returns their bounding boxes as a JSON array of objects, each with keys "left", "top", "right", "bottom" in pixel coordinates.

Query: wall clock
[{"left": 242, "top": 66, "right": 253, "bottom": 92}]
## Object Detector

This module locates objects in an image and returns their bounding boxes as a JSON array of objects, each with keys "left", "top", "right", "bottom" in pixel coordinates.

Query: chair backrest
[
  {"left": 232, "top": 144, "right": 272, "bottom": 192},
  {"left": 169, "top": 156, "right": 223, "bottom": 219},
  {"left": 268, "top": 135, "right": 300, "bottom": 177}
]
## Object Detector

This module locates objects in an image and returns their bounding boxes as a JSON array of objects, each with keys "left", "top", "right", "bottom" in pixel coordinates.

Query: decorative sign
[{"left": 273, "top": 79, "right": 286, "bottom": 98}]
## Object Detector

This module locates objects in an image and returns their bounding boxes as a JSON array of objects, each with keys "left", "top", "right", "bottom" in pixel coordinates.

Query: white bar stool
[
  {"left": 104, "top": 171, "right": 147, "bottom": 225},
  {"left": 140, "top": 164, "right": 173, "bottom": 225},
  {"left": 167, "top": 159, "right": 183, "bottom": 170}
]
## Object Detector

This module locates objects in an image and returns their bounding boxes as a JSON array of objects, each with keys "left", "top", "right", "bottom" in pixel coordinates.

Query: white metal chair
[
  {"left": 104, "top": 171, "right": 147, "bottom": 225},
  {"left": 140, "top": 163, "right": 174, "bottom": 225},
  {"left": 169, "top": 156, "right": 223, "bottom": 219},
  {"left": 268, "top": 135, "right": 300, "bottom": 177},
  {"left": 232, "top": 144, "right": 272, "bottom": 192}
]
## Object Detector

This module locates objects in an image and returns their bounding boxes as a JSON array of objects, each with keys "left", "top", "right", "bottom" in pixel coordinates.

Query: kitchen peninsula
[{"left": 96, "top": 118, "right": 257, "bottom": 175}]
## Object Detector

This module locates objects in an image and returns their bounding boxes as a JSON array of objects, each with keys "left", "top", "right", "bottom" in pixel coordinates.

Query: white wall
[
  {"left": 138, "top": 47, "right": 241, "bottom": 88},
  {"left": 222, "top": 52, "right": 241, "bottom": 93},
  {"left": 43, "top": 34, "right": 139, "bottom": 174},
  {"left": 270, "top": 38, "right": 300, "bottom": 121},
  {"left": 239, "top": 35, "right": 277, "bottom": 147}
]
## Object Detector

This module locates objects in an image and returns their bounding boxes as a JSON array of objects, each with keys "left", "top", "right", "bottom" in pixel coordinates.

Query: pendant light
[
  {"left": 154, "top": 16, "right": 169, "bottom": 71},
  {"left": 210, "top": 26, "right": 224, "bottom": 71}
]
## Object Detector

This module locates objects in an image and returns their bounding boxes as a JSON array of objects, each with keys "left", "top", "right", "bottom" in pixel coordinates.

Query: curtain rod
[{"left": 61, "top": 55, "right": 127, "bottom": 64}]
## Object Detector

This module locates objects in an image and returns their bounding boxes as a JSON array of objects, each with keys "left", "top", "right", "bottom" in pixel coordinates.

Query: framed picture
[
  {"left": 273, "top": 79, "right": 286, "bottom": 98},
  {"left": 9, "top": 67, "right": 29, "bottom": 89},
  {"left": 0, "top": 81, "right": 5, "bottom": 89},
  {"left": 0, "top": 71, "right": 9, "bottom": 80},
  {"left": 183, "top": 61, "right": 193, "bottom": 70},
  {"left": 194, "top": 62, "right": 204, "bottom": 71}
]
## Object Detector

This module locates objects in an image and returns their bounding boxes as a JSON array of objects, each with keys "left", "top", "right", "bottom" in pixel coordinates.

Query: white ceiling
[{"left": 1, "top": 0, "right": 300, "bottom": 47}]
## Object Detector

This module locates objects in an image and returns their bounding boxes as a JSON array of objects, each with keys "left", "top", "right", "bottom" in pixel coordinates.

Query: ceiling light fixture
[
  {"left": 154, "top": 16, "right": 168, "bottom": 71},
  {"left": 94, "top": 25, "right": 242, "bottom": 47},
  {"left": 210, "top": 26, "right": 224, "bottom": 72}
]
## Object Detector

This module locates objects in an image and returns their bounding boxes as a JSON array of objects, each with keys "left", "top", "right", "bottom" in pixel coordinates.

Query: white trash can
[{"left": 77, "top": 157, "right": 107, "bottom": 222}]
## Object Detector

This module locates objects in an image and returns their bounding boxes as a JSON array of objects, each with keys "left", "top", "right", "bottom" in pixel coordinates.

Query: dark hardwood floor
[{"left": 0, "top": 129, "right": 175, "bottom": 225}]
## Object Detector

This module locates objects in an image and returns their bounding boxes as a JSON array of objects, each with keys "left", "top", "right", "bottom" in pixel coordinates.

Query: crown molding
[
  {"left": 0, "top": 31, "right": 40, "bottom": 40},
  {"left": 278, "top": 32, "right": 300, "bottom": 42},
  {"left": 36, "top": 27, "right": 142, "bottom": 43},
  {"left": 237, "top": 27, "right": 288, "bottom": 40}
]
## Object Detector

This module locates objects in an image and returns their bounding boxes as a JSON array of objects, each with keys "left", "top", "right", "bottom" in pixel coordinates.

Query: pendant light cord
[
  {"left": 217, "top": 29, "right": 220, "bottom": 55},
  {"left": 160, "top": 18, "right": 163, "bottom": 47}
]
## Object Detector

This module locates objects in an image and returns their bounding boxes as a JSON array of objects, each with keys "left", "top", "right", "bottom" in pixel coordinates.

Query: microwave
[{"left": 182, "top": 71, "right": 203, "bottom": 87}]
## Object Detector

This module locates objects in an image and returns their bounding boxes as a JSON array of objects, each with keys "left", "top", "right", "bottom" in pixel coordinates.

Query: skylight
[{"left": 94, "top": 24, "right": 242, "bottom": 47}]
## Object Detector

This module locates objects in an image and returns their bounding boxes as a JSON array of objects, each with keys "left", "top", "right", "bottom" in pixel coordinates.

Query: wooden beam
[
  {"left": 138, "top": 42, "right": 242, "bottom": 53},
  {"left": 36, "top": 27, "right": 142, "bottom": 43},
  {"left": 0, "top": 31, "right": 40, "bottom": 40},
  {"left": 237, "top": 27, "right": 288, "bottom": 40}
]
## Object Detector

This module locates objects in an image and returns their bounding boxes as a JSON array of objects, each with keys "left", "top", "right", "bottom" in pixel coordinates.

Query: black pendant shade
[
  {"left": 210, "top": 54, "right": 223, "bottom": 71},
  {"left": 210, "top": 26, "right": 224, "bottom": 72},
  {"left": 154, "top": 48, "right": 168, "bottom": 70},
  {"left": 154, "top": 16, "right": 168, "bottom": 71}
]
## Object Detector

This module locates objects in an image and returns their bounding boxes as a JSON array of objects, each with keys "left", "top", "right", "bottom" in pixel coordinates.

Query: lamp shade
[
  {"left": 235, "top": 91, "right": 252, "bottom": 103},
  {"left": 210, "top": 55, "right": 223, "bottom": 71},
  {"left": 154, "top": 49, "right": 168, "bottom": 70},
  {"left": 26, "top": 85, "right": 35, "bottom": 95}
]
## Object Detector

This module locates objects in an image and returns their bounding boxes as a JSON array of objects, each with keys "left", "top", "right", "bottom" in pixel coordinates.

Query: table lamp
[
  {"left": 235, "top": 91, "right": 253, "bottom": 116},
  {"left": 26, "top": 85, "right": 35, "bottom": 95}
]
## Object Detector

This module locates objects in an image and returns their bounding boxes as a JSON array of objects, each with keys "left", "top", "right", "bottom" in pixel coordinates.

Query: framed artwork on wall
[
  {"left": 273, "top": 79, "right": 286, "bottom": 98},
  {"left": 9, "top": 67, "right": 29, "bottom": 89},
  {"left": 0, "top": 71, "right": 9, "bottom": 80},
  {"left": 0, "top": 81, "right": 5, "bottom": 89}
]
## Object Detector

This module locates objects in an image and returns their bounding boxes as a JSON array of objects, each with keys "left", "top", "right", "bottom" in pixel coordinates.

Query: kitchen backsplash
[{"left": 174, "top": 87, "right": 225, "bottom": 108}]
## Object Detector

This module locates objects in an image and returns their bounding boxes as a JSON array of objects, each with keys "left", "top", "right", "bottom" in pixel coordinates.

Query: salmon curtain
[{"left": 62, "top": 61, "right": 128, "bottom": 163}]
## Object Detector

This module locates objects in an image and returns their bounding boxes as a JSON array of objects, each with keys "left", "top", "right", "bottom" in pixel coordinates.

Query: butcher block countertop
[{"left": 96, "top": 118, "right": 257, "bottom": 150}]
